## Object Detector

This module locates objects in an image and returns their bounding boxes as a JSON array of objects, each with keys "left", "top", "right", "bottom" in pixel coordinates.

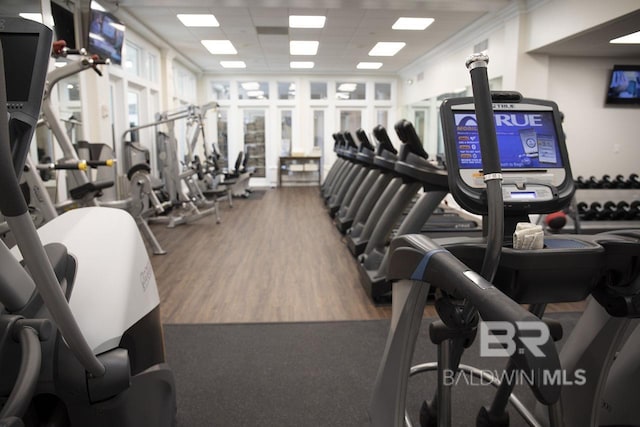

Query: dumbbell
[
  {"left": 628, "top": 201, "right": 640, "bottom": 220},
  {"left": 601, "top": 175, "right": 614, "bottom": 188},
  {"left": 599, "top": 201, "right": 616, "bottom": 220},
  {"left": 628, "top": 174, "right": 640, "bottom": 189},
  {"left": 615, "top": 174, "right": 630, "bottom": 188},
  {"left": 611, "top": 201, "right": 629, "bottom": 220},
  {"left": 575, "top": 176, "right": 588, "bottom": 189},
  {"left": 587, "top": 176, "right": 602, "bottom": 188},
  {"left": 577, "top": 201, "right": 594, "bottom": 220}
]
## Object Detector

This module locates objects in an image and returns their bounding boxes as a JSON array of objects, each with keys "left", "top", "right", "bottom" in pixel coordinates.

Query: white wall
[
  {"left": 548, "top": 56, "right": 640, "bottom": 178},
  {"left": 525, "top": 0, "right": 640, "bottom": 51}
]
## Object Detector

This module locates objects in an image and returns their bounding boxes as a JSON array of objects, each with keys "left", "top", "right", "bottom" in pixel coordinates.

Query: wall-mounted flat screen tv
[
  {"left": 51, "top": 2, "right": 76, "bottom": 49},
  {"left": 606, "top": 65, "right": 640, "bottom": 106},
  {"left": 87, "top": 8, "right": 124, "bottom": 65}
]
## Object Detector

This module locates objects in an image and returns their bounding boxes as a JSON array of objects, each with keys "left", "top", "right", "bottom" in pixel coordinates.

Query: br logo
[{"left": 480, "top": 321, "right": 550, "bottom": 358}]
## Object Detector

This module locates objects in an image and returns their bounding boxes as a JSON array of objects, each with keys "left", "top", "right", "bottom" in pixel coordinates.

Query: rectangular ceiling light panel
[
  {"left": 392, "top": 17, "right": 434, "bottom": 30},
  {"left": 290, "top": 41, "right": 319, "bottom": 55},
  {"left": 201, "top": 40, "right": 238, "bottom": 55},
  {"left": 178, "top": 14, "right": 219, "bottom": 27},
  {"left": 369, "top": 42, "right": 406, "bottom": 56},
  {"left": 220, "top": 61, "right": 246, "bottom": 68},
  {"left": 290, "top": 61, "right": 314, "bottom": 69},
  {"left": 289, "top": 15, "right": 326, "bottom": 28},
  {"left": 610, "top": 30, "right": 640, "bottom": 44},
  {"left": 357, "top": 62, "right": 383, "bottom": 69}
]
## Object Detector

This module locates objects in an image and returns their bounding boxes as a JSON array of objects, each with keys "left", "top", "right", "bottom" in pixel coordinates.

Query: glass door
[{"left": 242, "top": 109, "right": 266, "bottom": 178}]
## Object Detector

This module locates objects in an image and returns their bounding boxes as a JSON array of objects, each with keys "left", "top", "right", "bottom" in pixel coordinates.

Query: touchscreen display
[{"left": 453, "top": 110, "right": 563, "bottom": 169}]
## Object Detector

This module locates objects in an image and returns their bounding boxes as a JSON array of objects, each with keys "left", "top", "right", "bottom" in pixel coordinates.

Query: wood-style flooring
[{"left": 150, "top": 186, "right": 586, "bottom": 324}]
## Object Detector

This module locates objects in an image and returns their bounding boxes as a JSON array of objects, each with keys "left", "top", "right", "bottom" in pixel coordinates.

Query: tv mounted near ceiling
[
  {"left": 51, "top": 2, "right": 77, "bottom": 49},
  {"left": 606, "top": 65, "right": 640, "bottom": 106},
  {"left": 87, "top": 7, "right": 124, "bottom": 65}
]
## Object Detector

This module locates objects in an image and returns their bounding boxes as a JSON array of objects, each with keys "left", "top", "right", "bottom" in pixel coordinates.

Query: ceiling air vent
[{"left": 256, "top": 26, "right": 289, "bottom": 35}]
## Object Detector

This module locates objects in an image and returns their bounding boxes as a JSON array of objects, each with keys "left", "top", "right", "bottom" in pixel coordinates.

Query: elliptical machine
[
  {"left": 370, "top": 53, "right": 640, "bottom": 427},
  {"left": 0, "top": 17, "right": 176, "bottom": 425}
]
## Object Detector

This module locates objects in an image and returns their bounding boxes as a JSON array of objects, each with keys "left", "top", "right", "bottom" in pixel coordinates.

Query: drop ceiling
[{"left": 107, "top": 0, "right": 513, "bottom": 74}]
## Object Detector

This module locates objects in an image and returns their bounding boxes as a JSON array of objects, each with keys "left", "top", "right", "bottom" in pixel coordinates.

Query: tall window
[
  {"left": 280, "top": 110, "right": 292, "bottom": 156},
  {"left": 313, "top": 110, "right": 324, "bottom": 149},
  {"left": 243, "top": 109, "right": 266, "bottom": 177}
]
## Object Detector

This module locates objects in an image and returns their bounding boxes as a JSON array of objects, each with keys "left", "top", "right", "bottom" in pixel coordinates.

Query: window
[
  {"left": 339, "top": 110, "right": 362, "bottom": 134},
  {"left": 216, "top": 109, "right": 228, "bottom": 163},
  {"left": 127, "top": 91, "right": 140, "bottom": 141},
  {"left": 376, "top": 109, "right": 389, "bottom": 128},
  {"left": 336, "top": 82, "right": 365, "bottom": 100},
  {"left": 147, "top": 52, "right": 158, "bottom": 82},
  {"left": 239, "top": 81, "right": 269, "bottom": 100},
  {"left": 173, "top": 64, "right": 196, "bottom": 101},
  {"left": 211, "top": 81, "right": 231, "bottom": 100},
  {"left": 280, "top": 110, "right": 292, "bottom": 156},
  {"left": 313, "top": 110, "right": 324, "bottom": 149},
  {"left": 310, "top": 82, "right": 327, "bottom": 100},
  {"left": 124, "top": 41, "right": 141, "bottom": 76},
  {"left": 243, "top": 109, "right": 266, "bottom": 177},
  {"left": 278, "top": 82, "right": 296, "bottom": 100},
  {"left": 375, "top": 82, "right": 391, "bottom": 100}
]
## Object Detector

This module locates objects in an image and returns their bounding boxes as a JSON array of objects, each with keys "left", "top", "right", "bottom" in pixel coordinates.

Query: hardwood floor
[{"left": 150, "top": 186, "right": 585, "bottom": 324}]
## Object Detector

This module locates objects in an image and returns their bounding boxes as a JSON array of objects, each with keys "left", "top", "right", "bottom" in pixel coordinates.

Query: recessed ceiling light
[
  {"left": 338, "top": 83, "right": 357, "bottom": 92},
  {"left": 610, "top": 30, "right": 640, "bottom": 44},
  {"left": 220, "top": 61, "right": 246, "bottom": 68},
  {"left": 241, "top": 82, "right": 260, "bottom": 90},
  {"left": 19, "top": 13, "right": 42, "bottom": 23},
  {"left": 392, "top": 17, "right": 434, "bottom": 31},
  {"left": 357, "top": 62, "right": 383, "bottom": 69},
  {"left": 369, "top": 42, "right": 406, "bottom": 57},
  {"left": 290, "top": 61, "right": 314, "bottom": 69},
  {"left": 336, "top": 92, "right": 350, "bottom": 100},
  {"left": 290, "top": 41, "right": 319, "bottom": 56},
  {"left": 201, "top": 40, "right": 237, "bottom": 55},
  {"left": 289, "top": 15, "right": 326, "bottom": 29},
  {"left": 247, "top": 90, "right": 265, "bottom": 97},
  {"left": 90, "top": 1, "right": 106, "bottom": 11},
  {"left": 177, "top": 14, "right": 219, "bottom": 27}
]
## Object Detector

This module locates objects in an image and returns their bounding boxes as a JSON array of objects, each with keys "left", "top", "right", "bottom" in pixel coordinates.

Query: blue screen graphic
[{"left": 453, "top": 111, "right": 563, "bottom": 169}]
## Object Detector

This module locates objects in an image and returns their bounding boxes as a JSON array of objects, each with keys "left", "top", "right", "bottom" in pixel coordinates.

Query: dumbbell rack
[{"left": 574, "top": 188, "right": 640, "bottom": 234}]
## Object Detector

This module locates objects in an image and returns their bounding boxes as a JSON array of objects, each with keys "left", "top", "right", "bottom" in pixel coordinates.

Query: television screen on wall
[
  {"left": 51, "top": 2, "right": 76, "bottom": 49},
  {"left": 606, "top": 65, "right": 640, "bottom": 106},
  {"left": 87, "top": 8, "right": 124, "bottom": 65}
]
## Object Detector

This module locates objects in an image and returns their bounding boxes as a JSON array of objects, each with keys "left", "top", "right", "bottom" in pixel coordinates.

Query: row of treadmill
[
  {"left": 322, "top": 121, "right": 479, "bottom": 302},
  {"left": 323, "top": 84, "right": 640, "bottom": 426}
]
